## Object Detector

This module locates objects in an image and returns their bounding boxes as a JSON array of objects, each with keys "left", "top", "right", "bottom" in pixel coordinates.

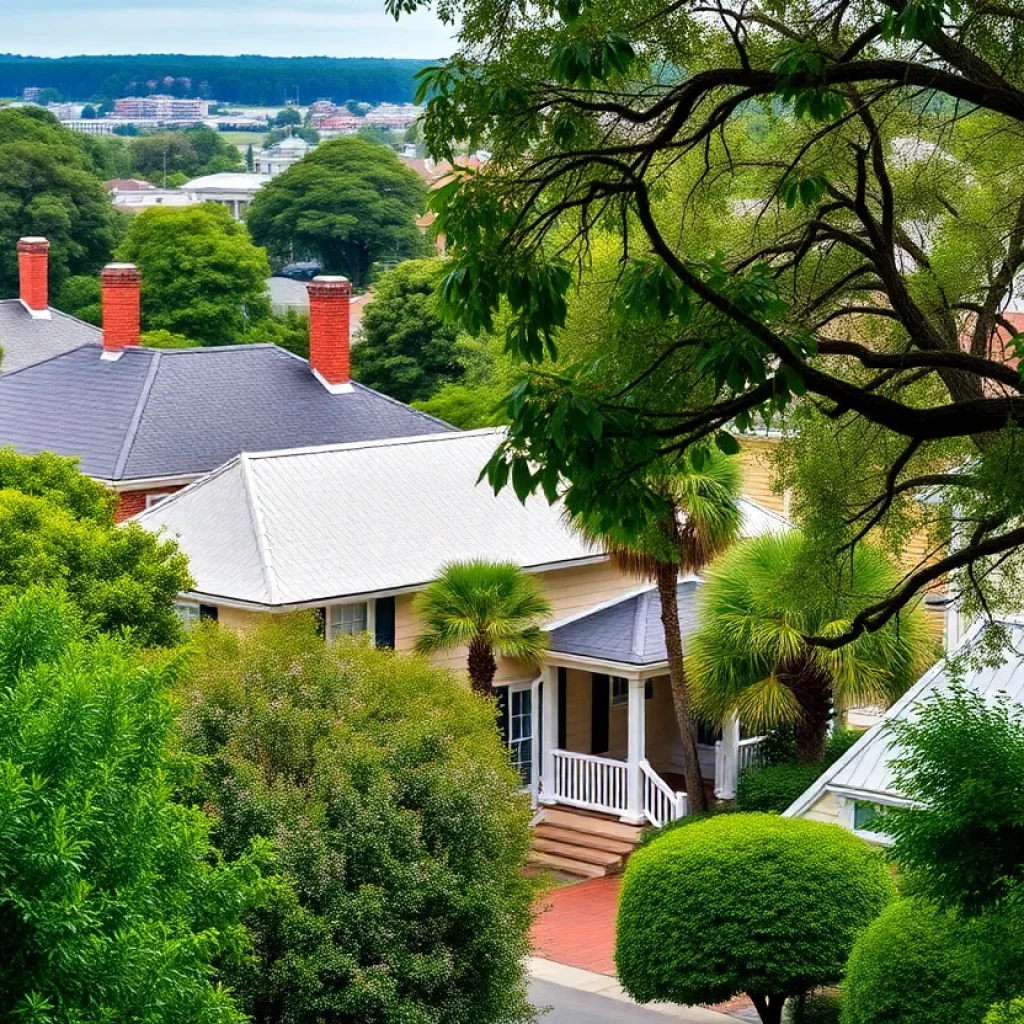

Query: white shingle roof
[
  {"left": 136, "top": 430, "right": 604, "bottom": 607},
  {"left": 785, "top": 619, "right": 1024, "bottom": 815}
]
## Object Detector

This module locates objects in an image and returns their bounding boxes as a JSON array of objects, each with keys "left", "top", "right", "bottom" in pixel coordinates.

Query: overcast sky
[{"left": 3, "top": 1, "right": 456, "bottom": 59}]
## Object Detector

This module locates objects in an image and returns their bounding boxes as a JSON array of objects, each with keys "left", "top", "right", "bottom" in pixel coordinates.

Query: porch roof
[{"left": 547, "top": 580, "right": 702, "bottom": 666}]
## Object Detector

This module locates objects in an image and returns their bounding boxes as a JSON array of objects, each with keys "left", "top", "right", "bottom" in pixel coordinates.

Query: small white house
[{"left": 785, "top": 617, "right": 1024, "bottom": 843}]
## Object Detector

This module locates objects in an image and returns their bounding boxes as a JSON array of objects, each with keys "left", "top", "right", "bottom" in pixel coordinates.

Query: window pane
[
  {"left": 854, "top": 801, "right": 885, "bottom": 833},
  {"left": 174, "top": 603, "right": 200, "bottom": 628},
  {"left": 329, "top": 603, "right": 368, "bottom": 637}
]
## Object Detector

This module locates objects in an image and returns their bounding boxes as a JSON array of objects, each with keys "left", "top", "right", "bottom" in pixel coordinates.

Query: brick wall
[
  {"left": 114, "top": 487, "right": 181, "bottom": 522},
  {"left": 101, "top": 264, "right": 141, "bottom": 352},
  {"left": 308, "top": 276, "right": 351, "bottom": 385},
  {"left": 17, "top": 237, "right": 49, "bottom": 312}
]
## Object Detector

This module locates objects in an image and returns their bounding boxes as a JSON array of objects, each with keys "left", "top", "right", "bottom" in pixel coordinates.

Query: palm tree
[
  {"left": 414, "top": 560, "right": 552, "bottom": 695},
  {"left": 568, "top": 450, "right": 742, "bottom": 814},
  {"left": 688, "top": 532, "right": 935, "bottom": 763}
]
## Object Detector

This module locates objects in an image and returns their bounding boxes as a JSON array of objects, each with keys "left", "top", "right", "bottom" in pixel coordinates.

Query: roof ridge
[
  {"left": 112, "top": 348, "right": 162, "bottom": 481},
  {"left": 0, "top": 342, "right": 96, "bottom": 379},
  {"left": 238, "top": 453, "right": 281, "bottom": 606},
  {"left": 240, "top": 427, "right": 500, "bottom": 463},
  {"left": 632, "top": 590, "right": 651, "bottom": 660}
]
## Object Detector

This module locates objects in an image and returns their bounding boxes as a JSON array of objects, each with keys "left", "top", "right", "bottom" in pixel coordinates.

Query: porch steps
[{"left": 528, "top": 807, "right": 644, "bottom": 878}]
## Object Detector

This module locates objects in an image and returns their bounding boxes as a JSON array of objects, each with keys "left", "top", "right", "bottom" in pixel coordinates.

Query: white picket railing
[
  {"left": 640, "top": 759, "right": 688, "bottom": 827},
  {"left": 738, "top": 736, "right": 766, "bottom": 775},
  {"left": 550, "top": 749, "right": 629, "bottom": 815}
]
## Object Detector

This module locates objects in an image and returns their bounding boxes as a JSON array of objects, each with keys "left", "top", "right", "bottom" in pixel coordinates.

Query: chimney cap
[
  {"left": 17, "top": 236, "right": 50, "bottom": 250},
  {"left": 308, "top": 274, "right": 352, "bottom": 294},
  {"left": 102, "top": 262, "right": 141, "bottom": 282}
]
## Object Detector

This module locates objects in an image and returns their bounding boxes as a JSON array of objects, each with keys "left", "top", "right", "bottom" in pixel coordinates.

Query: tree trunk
[
  {"left": 787, "top": 660, "right": 834, "bottom": 763},
  {"left": 749, "top": 993, "right": 785, "bottom": 1024},
  {"left": 656, "top": 562, "right": 708, "bottom": 814},
  {"left": 467, "top": 637, "right": 498, "bottom": 697}
]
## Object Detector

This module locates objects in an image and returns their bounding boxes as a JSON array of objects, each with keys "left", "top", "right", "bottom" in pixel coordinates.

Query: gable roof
[
  {"left": 549, "top": 580, "right": 703, "bottom": 666},
  {"left": 0, "top": 300, "right": 100, "bottom": 375},
  {"left": 785, "top": 618, "right": 1024, "bottom": 816},
  {"left": 0, "top": 342, "right": 451, "bottom": 482},
  {"left": 135, "top": 429, "right": 604, "bottom": 607},
  {"left": 546, "top": 498, "right": 791, "bottom": 667}
]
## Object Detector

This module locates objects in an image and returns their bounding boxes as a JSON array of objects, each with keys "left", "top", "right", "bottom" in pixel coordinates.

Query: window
[
  {"left": 145, "top": 492, "right": 172, "bottom": 509},
  {"left": 328, "top": 602, "right": 369, "bottom": 640},
  {"left": 509, "top": 688, "right": 533, "bottom": 785},
  {"left": 174, "top": 602, "right": 200, "bottom": 628},
  {"left": 697, "top": 721, "right": 723, "bottom": 746},
  {"left": 853, "top": 800, "right": 888, "bottom": 835},
  {"left": 610, "top": 677, "right": 655, "bottom": 709}
]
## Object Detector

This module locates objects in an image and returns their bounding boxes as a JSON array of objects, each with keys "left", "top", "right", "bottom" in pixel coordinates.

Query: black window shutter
[
  {"left": 199, "top": 604, "right": 219, "bottom": 621},
  {"left": 557, "top": 667, "right": 567, "bottom": 749},
  {"left": 591, "top": 673, "right": 610, "bottom": 754},
  {"left": 374, "top": 596, "right": 396, "bottom": 649},
  {"left": 313, "top": 607, "right": 326, "bottom": 639},
  {"left": 495, "top": 686, "right": 510, "bottom": 747}
]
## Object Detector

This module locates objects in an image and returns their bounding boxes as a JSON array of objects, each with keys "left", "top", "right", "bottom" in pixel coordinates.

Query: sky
[{"left": 3, "top": 1, "right": 456, "bottom": 60}]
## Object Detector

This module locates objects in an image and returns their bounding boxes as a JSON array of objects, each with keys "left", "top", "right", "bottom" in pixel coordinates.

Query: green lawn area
[{"left": 218, "top": 131, "right": 265, "bottom": 150}]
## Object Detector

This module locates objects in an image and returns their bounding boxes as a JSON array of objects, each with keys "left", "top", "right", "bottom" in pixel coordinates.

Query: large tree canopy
[
  {"left": 388, "top": 0, "right": 1024, "bottom": 648},
  {"left": 116, "top": 204, "right": 271, "bottom": 345},
  {"left": 247, "top": 137, "right": 428, "bottom": 287},
  {"left": 0, "top": 107, "right": 121, "bottom": 298}
]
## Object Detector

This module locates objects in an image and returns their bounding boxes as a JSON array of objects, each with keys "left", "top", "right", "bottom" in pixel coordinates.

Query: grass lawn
[{"left": 218, "top": 131, "right": 265, "bottom": 150}]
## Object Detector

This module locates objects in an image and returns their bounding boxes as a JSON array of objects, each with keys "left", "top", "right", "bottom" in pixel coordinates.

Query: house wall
[
  {"left": 393, "top": 558, "right": 642, "bottom": 682},
  {"left": 216, "top": 605, "right": 263, "bottom": 631},
  {"left": 798, "top": 789, "right": 843, "bottom": 825},
  {"left": 114, "top": 486, "right": 183, "bottom": 523},
  {"left": 738, "top": 437, "right": 786, "bottom": 514}
]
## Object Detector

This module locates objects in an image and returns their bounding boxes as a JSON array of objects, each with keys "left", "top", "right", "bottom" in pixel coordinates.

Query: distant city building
[
  {"left": 113, "top": 95, "right": 210, "bottom": 120},
  {"left": 256, "top": 135, "right": 313, "bottom": 177},
  {"left": 22, "top": 87, "right": 42, "bottom": 103},
  {"left": 364, "top": 103, "right": 422, "bottom": 130},
  {"left": 182, "top": 172, "right": 267, "bottom": 220},
  {"left": 316, "top": 114, "right": 364, "bottom": 135},
  {"left": 61, "top": 119, "right": 117, "bottom": 135},
  {"left": 46, "top": 102, "right": 81, "bottom": 120}
]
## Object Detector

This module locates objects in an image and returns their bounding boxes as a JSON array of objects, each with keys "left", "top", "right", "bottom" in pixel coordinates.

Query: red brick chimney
[
  {"left": 17, "top": 237, "right": 50, "bottom": 319},
  {"left": 101, "top": 263, "right": 141, "bottom": 359},
  {"left": 307, "top": 275, "right": 353, "bottom": 392}
]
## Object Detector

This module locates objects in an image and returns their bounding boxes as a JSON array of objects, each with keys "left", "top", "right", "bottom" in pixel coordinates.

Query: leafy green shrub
[
  {"left": 177, "top": 614, "right": 535, "bottom": 1024},
  {"left": 0, "top": 589, "right": 266, "bottom": 1023},
  {"left": 636, "top": 807, "right": 735, "bottom": 848},
  {"left": 0, "top": 450, "right": 191, "bottom": 646},
  {"left": 987, "top": 999, "right": 1024, "bottom": 1024},
  {"left": 786, "top": 991, "right": 843, "bottom": 1024},
  {"left": 759, "top": 726, "right": 800, "bottom": 766},
  {"left": 842, "top": 899, "right": 1021, "bottom": 1024},
  {"left": 616, "top": 814, "right": 894, "bottom": 1024},
  {"left": 822, "top": 728, "right": 862, "bottom": 768},
  {"left": 885, "top": 684, "right": 1024, "bottom": 914},
  {"left": 736, "top": 763, "right": 822, "bottom": 813}
]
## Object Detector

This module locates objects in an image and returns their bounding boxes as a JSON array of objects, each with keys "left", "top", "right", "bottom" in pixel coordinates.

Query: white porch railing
[
  {"left": 640, "top": 759, "right": 688, "bottom": 827},
  {"left": 550, "top": 749, "right": 629, "bottom": 815},
  {"left": 715, "top": 734, "right": 767, "bottom": 800},
  {"left": 738, "top": 735, "right": 766, "bottom": 775}
]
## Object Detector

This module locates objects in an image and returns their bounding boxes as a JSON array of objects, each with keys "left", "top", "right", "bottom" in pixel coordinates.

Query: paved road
[{"left": 530, "top": 979, "right": 712, "bottom": 1023}]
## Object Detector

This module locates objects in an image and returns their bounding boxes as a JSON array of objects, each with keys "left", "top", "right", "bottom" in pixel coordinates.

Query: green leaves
[
  {"left": 549, "top": 33, "right": 635, "bottom": 88},
  {"left": 881, "top": 0, "right": 963, "bottom": 40},
  {"left": 615, "top": 258, "right": 694, "bottom": 322},
  {"left": 773, "top": 47, "right": 847, "bottom": 122},
  {"left": 780, "top": 172, "right": 830, "bottom": 209}
]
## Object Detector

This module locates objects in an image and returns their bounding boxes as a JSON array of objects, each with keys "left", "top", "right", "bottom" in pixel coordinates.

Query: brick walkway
[
  {"left": 530, "top": 875, "right": 757, "bottom": 1021},
  {"left": 532, "top": 876, "right": 621, "bottom": 975}
]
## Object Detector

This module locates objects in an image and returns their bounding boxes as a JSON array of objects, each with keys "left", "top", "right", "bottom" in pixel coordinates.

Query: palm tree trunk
[
  {"left": 788, "top": 661, "right": 833, "bottom": 763},
  {"left": 467, "top": 636, "right": 498, "bottom": 696},
  {"left": 656, "top": 562, "right": 709, "bottom": 814}
]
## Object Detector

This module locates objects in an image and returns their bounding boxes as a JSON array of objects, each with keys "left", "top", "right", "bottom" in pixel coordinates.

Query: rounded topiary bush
[
  {"left": 616, "top": 814, "right": 894, "bottom": 1024},
  {"left": 842, "top": 899, "right": 1013, "bottom": 1024},
  {"left": 736, "top": 763, "right": 822, "bottom": 813}
]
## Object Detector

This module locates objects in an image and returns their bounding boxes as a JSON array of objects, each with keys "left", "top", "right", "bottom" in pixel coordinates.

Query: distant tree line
[{"left": 0, "top": 55, "right": 427, "bottom": 106}]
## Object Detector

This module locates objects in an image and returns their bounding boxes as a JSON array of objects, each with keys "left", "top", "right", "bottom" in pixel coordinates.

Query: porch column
[
  {"left": 530, "top": 674, "right": 542, "bottom": 807},
  {"left": 714, "top": 712, "right": 741, "bottom": 800},
  {"left": 623, "top": 676, "right": 646, "bottom": 824},
  {"left": 539, "top": 665, "right": 558, "bottom": 805}
]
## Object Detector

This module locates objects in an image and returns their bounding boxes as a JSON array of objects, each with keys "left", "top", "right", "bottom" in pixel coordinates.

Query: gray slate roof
[
  {"left": 548, "top": 580, "right": 702, "bottom": 666},
  {"left": 0, "top": 342, "right": 452, "bottom": 482},
  {"left": 0, "top": 301, "right": 100, "bottom": 374}
]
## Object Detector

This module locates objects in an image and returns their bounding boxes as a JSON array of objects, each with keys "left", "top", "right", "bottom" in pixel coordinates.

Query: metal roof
[
  {"left": 0, "top": 301, "right": 100, "bottom": 375},
  {"left": 135, "top": 429, "right": 604, "bottom": 607},
  {"left": 785, "top": 619, "right": 1024, "bottom": 815},
  {"left": 0, "top": 342, "right": 451, "bottom": 482}
]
